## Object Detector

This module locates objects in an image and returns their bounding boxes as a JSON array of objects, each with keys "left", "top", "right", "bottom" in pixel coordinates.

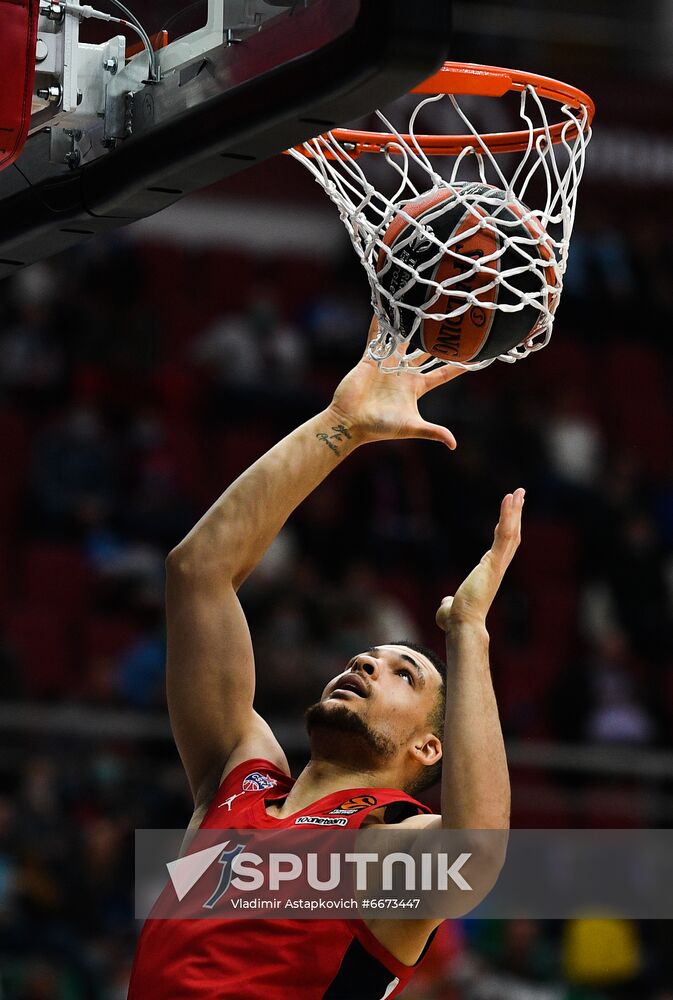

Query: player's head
[{"left": 305, "top": 642, "right": 445, "bottom": 796}]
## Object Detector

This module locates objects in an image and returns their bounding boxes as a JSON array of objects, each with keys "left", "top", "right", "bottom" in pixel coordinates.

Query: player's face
[{"left": 317, "top": 644, "right": 442, "bottom": 748}]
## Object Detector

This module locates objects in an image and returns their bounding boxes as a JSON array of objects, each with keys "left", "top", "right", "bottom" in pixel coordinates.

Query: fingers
[
  {"left": 492, "top": 488, "right": 525, "bottom": 562},
  {"left": 361, "top": 316, "right": 380, "bottom": 362},
  {"left": 410, "top": 419, "right": 457, "bottom": 450},
  {"left": 498, "top": 488, "right": 525, "bottom": 524},
  {"left": 435, "top": 595, "right": 454, "bottom": 631},
  {"left": 421, "top": 361, "right": 469, "bottom": 393}
]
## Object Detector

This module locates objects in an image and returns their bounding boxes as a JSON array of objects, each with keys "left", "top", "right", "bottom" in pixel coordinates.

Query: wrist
[
  {"left": 444, "top": 617, "right": 490, "bottom": 642},
  {"left": 321, "top": 404, "right": 367, "bottom": 451}
]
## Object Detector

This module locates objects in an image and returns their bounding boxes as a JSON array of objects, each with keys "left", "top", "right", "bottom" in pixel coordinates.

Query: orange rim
[
  {"left": 292, "top": 61, "right": 594, "bottom": 158},
  {"left": 126, "top": 29, "right": 169, "bottom": 60}
]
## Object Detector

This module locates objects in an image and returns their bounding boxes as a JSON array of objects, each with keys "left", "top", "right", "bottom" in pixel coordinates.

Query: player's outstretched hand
[
  {"left": 329, "top": 317, "right": 465, "bottom": 450},
  {"left": 436, "top": 489, "right": 525, "bottom": 631}
]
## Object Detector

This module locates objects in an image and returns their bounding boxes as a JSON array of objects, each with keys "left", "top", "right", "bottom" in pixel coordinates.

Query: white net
[{"left": 288, "top": 69, "right": 592, "bottom": 373}]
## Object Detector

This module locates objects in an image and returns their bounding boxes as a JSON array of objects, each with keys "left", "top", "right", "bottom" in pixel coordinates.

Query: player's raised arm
[
  {"left": 165, "top": 322, "right": 463, "bottom": 807},
  {"left": 436, "top": 488, "right": 524, "bottom": 830}
]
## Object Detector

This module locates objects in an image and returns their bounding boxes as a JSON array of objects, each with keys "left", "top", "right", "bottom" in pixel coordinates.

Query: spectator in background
[
  {"left": 545, "top": 389, "right": 603, "bottom": 492},
  {"left": 452, "top": 920, "right": 561, "bottom": 1000},
  {"left": 349, "top": 442, "right": 438, "bottom": 567},
  {"left": 29, "top": 404, "right": 117, "bottom": 537},
  {"left": 192, "top": 312, "right": 259, "bottom": 388},
  {"left": 73, "top": 241, "right": 160, "bottom": 378},
  {"left": 341, "top": 561, "right": 421, "bottom": 641},
  {"left": 550, "top": 630, "right": 658, "bottom": 746},
  {"left": 584, "top": 633, "right": 657, "bottom": 745},
  {"left": 630, "top": 219, "right": 673, "bottom": 328},
  {"left": 121, "top": 408, "right": 195, "bottom": 549},
  {"left": 562, "top": 211, "right": 635, "bottom": 338},
  {"left": 562, "top": 917, "right": 644, "bottom": 999},
  {"left": 191, "top": 281, "right": 313, "bottom": 431},
  {"left": 0, "top": 265, "right": 64, "bottom": 407},
  {"left": 117, "top": 604, "right": 166, "bottom": 710},
  {"left": 605, "top": 513, "right": 671, "bottom": 661},
  {"left": 302, "top": 263, "right": 370, "bottom": 368}
]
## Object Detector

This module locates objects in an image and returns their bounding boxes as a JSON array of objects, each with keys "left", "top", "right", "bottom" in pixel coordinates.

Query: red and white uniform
[{"left": 129, "top": 758, "right": 436, "bottom": 999}]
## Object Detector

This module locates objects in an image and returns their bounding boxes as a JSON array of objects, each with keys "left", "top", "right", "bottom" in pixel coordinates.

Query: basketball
[{"left": 376, "top": 182, "right": 560, "bottom": 364}]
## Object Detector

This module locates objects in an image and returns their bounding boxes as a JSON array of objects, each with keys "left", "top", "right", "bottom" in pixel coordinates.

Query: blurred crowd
[{"left": 1, "top": 209, "right": 673, "bottom": 997}]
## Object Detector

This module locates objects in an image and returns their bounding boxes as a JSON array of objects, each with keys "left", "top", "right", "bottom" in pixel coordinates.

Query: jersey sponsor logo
[
  {"left": 295, "top": 815, "right": 348, "bottom": 827},
  {"left": 329, "top": 795, "right": 378, "bottom": 815},
  {"left": 242, "top": 771, "right": 278, "bottom": 792}
]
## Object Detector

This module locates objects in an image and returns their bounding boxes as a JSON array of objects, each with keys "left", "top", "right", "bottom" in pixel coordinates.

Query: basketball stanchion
[{"left": 288, "top": 61, "right": 594, "bottom": 373}]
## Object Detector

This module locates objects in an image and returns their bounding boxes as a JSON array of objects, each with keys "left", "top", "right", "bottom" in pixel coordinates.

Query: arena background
[{"left": 2, "top": 1, "right": 673, "bottom": 997}]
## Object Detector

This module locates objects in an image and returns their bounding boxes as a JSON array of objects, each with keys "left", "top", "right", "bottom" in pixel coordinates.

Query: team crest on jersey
[
  {"left": 242, "top": 771, "right": 278, "bottom": 792},
  {"left": 295, "top": 815, "right": 348, "bottom": 827},
  {"left": 329, "top": 795, "right": 377, "bottom": 816}
]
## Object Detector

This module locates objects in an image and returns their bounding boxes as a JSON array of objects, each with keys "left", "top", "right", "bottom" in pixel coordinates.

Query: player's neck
[{"left": 267, "top": 757, "right": 400, "bottom": 819}]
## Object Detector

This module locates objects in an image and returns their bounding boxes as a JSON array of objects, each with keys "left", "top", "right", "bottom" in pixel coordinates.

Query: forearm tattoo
[{"left": 316, "top": 424, "right": 352, "bottom": 456}]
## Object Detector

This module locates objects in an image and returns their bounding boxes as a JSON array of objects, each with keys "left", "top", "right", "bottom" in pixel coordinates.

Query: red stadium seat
[
  {"left": 162, "top": 417, "right": 210, "bottom": 506},
  {"left": 3, "top": 602, "right": 75, "bottom": 696},
  {"left": 510, "top": 776, "right": 572, "bottom": 827},
  {"left": 603, "top": 343, "right": 673, "bottom": 475},
  {"left": 153, "top": 364, "right": 200, "bottom": 419},
  {"left": 526, "top": 338, "right": 597, "bottom": 400},
  {"left": 516, "top": 519, "right": 579, "bottom": 583},
  {"left": 494, "top": 643, "right": 563, "bottom": 739},
  {"left": 21, "top": 542, "right": 92, "bottom": 619},
  {"left": 212, "top": 427, "right": 278, "bottom": 488},
  {"left": 580, "top": 782, "right": 650, "bottom": 828},
  {"left": 0, "top": 0, "right": 39, "bottom": 171},
  {"left": 84, "top": 614, "right": 142, "bottom": 659},
  {"left": 528, "top": 584, "right": 579, "bottom": 664}
]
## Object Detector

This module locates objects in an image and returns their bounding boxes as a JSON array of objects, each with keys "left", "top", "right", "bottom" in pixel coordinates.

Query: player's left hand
[
  {"left": 436, "top": 488, "right": 525, "bottom": 631},
  {"left": 329, "top": 317, "right": 466, "bottom": 450}
]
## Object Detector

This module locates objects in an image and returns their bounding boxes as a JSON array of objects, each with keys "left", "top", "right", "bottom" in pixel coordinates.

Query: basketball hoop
[{"left": 288, "top": 62, "right": 594, "bottom": 372}]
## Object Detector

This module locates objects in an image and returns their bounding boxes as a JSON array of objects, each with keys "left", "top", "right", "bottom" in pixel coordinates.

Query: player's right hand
[{"left": 328, "top": 317, "right": 465, "bottom": 450}]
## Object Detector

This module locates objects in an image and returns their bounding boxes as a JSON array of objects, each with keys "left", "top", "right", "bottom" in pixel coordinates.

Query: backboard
[{"left": 0, "top": 0, "right": 453, "bottom": 280}]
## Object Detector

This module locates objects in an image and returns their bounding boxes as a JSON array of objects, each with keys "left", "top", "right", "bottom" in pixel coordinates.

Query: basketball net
[{"left": 289, "top": 62, "right": 594, "bottom": 373}]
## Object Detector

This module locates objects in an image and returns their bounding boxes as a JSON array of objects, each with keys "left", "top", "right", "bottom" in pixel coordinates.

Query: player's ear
[{"left": 412, "top": 733, "right": 442, "bottom": 766}]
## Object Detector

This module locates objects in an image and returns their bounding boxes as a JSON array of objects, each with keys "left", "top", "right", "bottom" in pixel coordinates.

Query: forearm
[
  {"left": 169, "top": 405, "right": 363, "bottom": 587},
  {"left": 440, "top": 622, "right": 510, "bottom": 829}
]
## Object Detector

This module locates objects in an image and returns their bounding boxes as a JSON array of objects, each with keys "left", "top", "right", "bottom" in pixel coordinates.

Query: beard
[{"left": 304, "top": 700, "right": 397, "bottom": 768}]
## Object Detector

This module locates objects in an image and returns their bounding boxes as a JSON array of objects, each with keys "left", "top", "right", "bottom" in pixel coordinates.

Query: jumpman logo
[{"left": 219, "top": 791, "right": 245, "bottom": 811}]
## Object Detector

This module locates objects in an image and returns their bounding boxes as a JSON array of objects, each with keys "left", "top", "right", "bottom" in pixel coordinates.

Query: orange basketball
[{"left": 376, "top": 182, "right": 559, "bottom": 363}]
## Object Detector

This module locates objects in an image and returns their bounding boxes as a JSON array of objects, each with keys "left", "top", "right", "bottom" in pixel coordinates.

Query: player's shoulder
[
  {"left": 219, "top": 755, "right": 292, "bottom": 800},
  {"left": 187, "top": 755, "right": 292, "bottom": 837},
  {"left": 191, "top": 713, "right": 290, "bottom": 816},
  {"left": 219, "top": 712, "right": 291, "bottom": 786}
]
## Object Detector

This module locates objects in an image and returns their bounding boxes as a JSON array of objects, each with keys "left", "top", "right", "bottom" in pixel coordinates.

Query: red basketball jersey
[{"left": 129, "top": 758, "right": 437, "bottom": 999}]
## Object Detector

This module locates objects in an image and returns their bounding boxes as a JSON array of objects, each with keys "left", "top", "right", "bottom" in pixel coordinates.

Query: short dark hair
[{"left": 390, "top": 640, "right": 446, "bottom": 797}]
